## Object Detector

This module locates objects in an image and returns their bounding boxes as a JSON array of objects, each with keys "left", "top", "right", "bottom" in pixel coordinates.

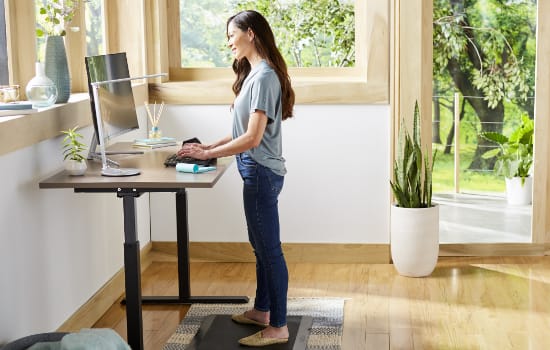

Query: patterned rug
[{"left": 163, "top": 297, "right": 346, "bottom": 350}]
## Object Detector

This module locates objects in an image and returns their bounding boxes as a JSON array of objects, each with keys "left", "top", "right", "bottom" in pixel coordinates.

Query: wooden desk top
[{"left": 39, "top": 142, "right": 234, "bottom": 191}]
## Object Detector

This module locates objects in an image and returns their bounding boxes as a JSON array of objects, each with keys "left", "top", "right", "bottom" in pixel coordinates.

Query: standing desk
[{"left": 39, "top": 142, "right": 249, "bottom": 350}]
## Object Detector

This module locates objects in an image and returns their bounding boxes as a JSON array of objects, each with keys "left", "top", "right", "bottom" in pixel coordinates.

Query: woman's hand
[{"left": 177, "top": 143, "right": 211, "bottom": 160}]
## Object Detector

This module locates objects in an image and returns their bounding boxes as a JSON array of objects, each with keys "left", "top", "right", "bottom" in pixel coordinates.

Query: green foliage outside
[
  {"left": 84, "top": 0, "right": 104, "bottom": 56},
  {"left": 179, "top": 0, "right": 354, "bottom": 67},
  {"left": 432, "top": 143, "right": 504, "bottom": 193},
  {"left": 432, "top": 0, "right": 536, "bottom": 194}
]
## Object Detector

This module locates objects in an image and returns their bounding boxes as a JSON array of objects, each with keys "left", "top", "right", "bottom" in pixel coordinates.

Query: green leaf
[
  {"left": 481, "top": 148, "right": 501, "bottom": 159},
  {"left": 479, "top": 132, "right": 508, "bottom": 145},
  {"left": 60, "top": 125, "right": 87, "bottom": 162}
]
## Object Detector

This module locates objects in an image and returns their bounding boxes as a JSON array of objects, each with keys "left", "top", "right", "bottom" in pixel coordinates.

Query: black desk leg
[
  {"left": 141, "top": 189, "right": 249, "bottom": 304},
  {"left": 121, "top": 192, "right": 144, "bottom": 350},
  {"left": 176, "top": 188, "right": 191, "bottom": 298}
]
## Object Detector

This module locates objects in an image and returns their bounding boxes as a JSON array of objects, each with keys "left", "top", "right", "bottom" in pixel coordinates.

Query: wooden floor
[{"left": 94, "top": 253, "right": 550, "bottom": 349}]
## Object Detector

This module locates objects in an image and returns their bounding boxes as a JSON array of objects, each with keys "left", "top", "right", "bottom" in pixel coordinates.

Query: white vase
[
  {"left": 26, "top": 62, "right": 58, "bottom": 108},
  {"left": 390, "top": 205, "right": 439, "bottom": 277},
  {"left": 64, "top": 159, "right": 87, "bottom": 176},
  {"left": 505, "top": 176, "right": 533, "bottom": 205}
]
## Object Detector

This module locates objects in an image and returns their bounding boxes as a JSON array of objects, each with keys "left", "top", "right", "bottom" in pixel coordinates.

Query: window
[
  {"left": 432, "top": 0, "right": 537, "bottom": 194},
  {"left": 0, "top": 0, "right": 8, "bottom": 85},
  {"left": 84, "top": 0, "right": 105, "bottom": 56},
  {"left": 160, "top": 0, "right": 389, "bottom": 104},
  {"left": 179, "top": 0, "right": 355, "bottom": 68}
]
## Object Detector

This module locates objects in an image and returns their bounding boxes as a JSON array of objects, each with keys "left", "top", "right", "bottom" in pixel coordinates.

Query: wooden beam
[
  {"left": 4, "top": 0, "right": 36, "bottom": 95},
  {"left": 532, "top": 0, "right": 550, "bottom": 244},
  {"left": 393, "top": 0, "right": 433, "bottom": 151}
]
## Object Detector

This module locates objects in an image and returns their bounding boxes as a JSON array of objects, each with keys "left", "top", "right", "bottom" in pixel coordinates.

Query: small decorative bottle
[
  {"left": 25, "top": 62, "right": 58, "bottom": 108},
  {"left": 149, "top": 126, "right": 162, "bottom": 139}
]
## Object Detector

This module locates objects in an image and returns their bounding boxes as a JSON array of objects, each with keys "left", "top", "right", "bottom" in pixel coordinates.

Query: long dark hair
[{"left": 227, "top": 10, "right": 295, "bottom": 120}]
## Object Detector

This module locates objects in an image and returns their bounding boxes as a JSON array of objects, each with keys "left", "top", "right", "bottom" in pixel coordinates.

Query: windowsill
[
  {"left": 0, "top": 83, "right": 150, "bottom": 157},
  {"left": 0, "top": 93, "right": 93, "bottom": 157},
  {"left": 148, "top": 78, "right": 389, "bottom": 105}
]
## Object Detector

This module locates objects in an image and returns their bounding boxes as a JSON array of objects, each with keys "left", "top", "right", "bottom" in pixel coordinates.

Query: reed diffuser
[{"left": 145, "top": 101, "right": 164, "bottom": 139}]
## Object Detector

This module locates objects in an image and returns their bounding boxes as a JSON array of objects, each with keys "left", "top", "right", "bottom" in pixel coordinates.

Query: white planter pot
[
  {"left": 64, "top": 159, "right": 87, "bottom": 176},
  {"left": 390, "top": 205, "right": 439, "bottom": 277},
  {"left": 505, "top": 176, "right": 533, "bottom": 205}
]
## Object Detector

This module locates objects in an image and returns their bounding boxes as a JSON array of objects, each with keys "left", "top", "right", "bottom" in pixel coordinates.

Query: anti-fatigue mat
[{"left": 186, "top": 315, "right": 313, "bottom": 350}]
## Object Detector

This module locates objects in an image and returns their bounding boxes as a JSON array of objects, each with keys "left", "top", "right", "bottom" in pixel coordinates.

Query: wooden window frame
[
  {"left": 4, "top": 0, "right": 89, "bottom": 95},
  {"left": 148, "top": 0, "right": 390, "bottom": 105}
]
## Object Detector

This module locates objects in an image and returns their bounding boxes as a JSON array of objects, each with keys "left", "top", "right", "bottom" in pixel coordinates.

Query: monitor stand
[
  {"left": 101, "top": 166, "right": 141, "bottom": 177},
  {"left": 87, "top": 134, "right": 142, "bottom": 176}
]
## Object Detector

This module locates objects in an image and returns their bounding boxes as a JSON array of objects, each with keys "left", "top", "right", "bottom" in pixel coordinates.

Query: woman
[{"left": 177, "top": 10, "right": 295, "bottom": 347}]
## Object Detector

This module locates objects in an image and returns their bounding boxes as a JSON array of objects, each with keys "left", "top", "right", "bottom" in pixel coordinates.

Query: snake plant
[{"left": 390, "top": 102, "right": 436, "bottom": 208}]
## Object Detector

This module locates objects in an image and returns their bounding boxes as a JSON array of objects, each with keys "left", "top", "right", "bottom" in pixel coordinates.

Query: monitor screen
[{"left": 85, "top": 52, "right": 139, "bottom": 146}]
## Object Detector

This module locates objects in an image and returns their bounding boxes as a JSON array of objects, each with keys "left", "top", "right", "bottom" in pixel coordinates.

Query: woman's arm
[
  {"left": 178, "top": 110, "right": 268, "bottom": 159},
  {"left": 206, "top": 135, "right": 232, "bottom": 149}
]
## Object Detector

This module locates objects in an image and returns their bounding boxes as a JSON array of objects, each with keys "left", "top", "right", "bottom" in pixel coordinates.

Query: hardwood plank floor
[{"left": 94, "top": 253, "right": 550, "bottom": 349}]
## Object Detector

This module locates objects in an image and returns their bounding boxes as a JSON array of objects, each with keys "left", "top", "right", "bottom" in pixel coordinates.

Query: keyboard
[
  {"left": 164, "top": 137, "right": 216, "bottom": 167},
  {"left": 164, "top": 153, "right": 215, "bottom": 167}
]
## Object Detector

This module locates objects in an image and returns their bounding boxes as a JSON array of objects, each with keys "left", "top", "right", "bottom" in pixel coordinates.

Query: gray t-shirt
[{"left": 232, "top": 60, "right": 286, "bottom": 176}]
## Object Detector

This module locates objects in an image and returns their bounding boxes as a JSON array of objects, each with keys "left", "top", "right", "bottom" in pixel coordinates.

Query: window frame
[
  {"left": 0, "top": 0, "right": 9, "bottom": 85},
  {"left": 151, "top": 0, "right": 389, "bottom": 105}
]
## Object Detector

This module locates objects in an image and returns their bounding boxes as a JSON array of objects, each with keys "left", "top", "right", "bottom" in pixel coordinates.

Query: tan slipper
[
  {"left": 231, "top": 313, "right": 269, "bottom": 327},
  {"left": 238, "top": 330, "right": 288, "bottom": 347}
]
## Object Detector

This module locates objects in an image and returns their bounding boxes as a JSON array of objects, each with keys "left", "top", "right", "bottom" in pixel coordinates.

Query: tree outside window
[
  {"left": 432, "top": 0, "right": 536, "bottom": 193},
  {"left": 179, "top": 0, "right": 354, "bottom": 68}
]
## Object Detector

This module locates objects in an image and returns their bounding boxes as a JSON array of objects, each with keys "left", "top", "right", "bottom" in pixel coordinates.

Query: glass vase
[{"left": 25, "top": 62, "right": 58, "bottom": 108}]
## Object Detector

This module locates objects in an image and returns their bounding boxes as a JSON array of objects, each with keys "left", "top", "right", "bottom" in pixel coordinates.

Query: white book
[{"left": 132, "top": 142, "right": 178, "bottom": 149}]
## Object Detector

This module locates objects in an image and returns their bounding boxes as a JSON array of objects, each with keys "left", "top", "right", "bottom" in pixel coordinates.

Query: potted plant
[
  {"left": 61, "top": 125, "right": 87, "bottom": 176},
  {"left": 390, "top": 101, "right": 438, "bottom": 277},
  {"left": 479, "top": 115, "right": 534, "bottom": 205}
]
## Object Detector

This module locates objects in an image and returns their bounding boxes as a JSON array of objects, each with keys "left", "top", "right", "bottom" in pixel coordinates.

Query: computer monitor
[{"left": 85, "top": 52, "right": 141, "bottom": 162}]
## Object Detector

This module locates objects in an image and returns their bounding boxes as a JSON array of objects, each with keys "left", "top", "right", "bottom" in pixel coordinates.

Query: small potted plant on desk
[
  {"left": 479, "top": 115, "right": 534, "bottom": 205},
  {"left": 61, "top": 125, "right": 87, "bottom": 176},
  {"left": 390, "top": 101, "right": 439, "bottom": 277}
]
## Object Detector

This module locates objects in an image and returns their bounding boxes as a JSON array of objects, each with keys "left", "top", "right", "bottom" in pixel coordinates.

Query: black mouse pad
[{"left": 185, "top": 315, "right": 313, "bottom": 350}]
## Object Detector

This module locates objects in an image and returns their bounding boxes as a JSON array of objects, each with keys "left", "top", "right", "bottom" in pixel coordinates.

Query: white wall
[
  {"left": 151, "top": 104, "right": 390, "bottom": 244},
  {"left": 0, "top": 103, "right": 390, "bottom": 344},
  {"left": 0, "top": 109, "right": 151, "bottom": 344}
]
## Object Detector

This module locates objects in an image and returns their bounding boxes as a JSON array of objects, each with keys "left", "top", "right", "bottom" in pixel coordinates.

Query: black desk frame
[{"left": 75, "top": 187, "right": 249, "bottom": 350}]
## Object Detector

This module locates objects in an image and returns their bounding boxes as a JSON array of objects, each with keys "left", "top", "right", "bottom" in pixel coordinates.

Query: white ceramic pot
[
  {"left": 390, "top": 205, "right": 439, "bottom": 277},
  {"left": 505, "top": 176, "right": 533, "bottom": 205},
  {"left": 64, "top": 159, "right": 87, "bottom": 176}
]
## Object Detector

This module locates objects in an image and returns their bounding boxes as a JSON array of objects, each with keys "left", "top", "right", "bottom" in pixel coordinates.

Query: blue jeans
[{"left": 236, "top": 153, "right": 288, "bottom": 328}]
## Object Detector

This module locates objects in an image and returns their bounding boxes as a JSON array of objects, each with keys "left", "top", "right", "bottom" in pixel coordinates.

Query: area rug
[{"left": 163, "top": 297, "right": 346, "bottom": 350}]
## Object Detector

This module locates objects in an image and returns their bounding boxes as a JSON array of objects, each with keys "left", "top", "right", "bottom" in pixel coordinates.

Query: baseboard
[
  {"left": 56, "top": 242, "right": 154, "bottom": 332},
  {"left": 153, "top": 241, "right": 391, "bottom": 264},
  {"left": 440, "top": 243, "right": 547, "bottom": 256}
]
